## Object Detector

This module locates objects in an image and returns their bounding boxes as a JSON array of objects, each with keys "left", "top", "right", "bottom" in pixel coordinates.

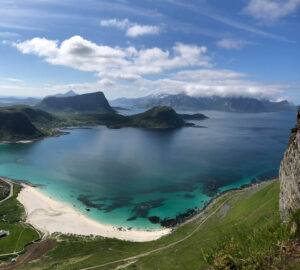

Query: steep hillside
[
  {"left": 96, "top": 106, "right": 186, "bottom": 129},
  {"left": 112, "top": 94, "right": 296, "bottom": 113},
  {"left": 0, "top": 110, "right": 43, "bottom": 141},
  {"left": 39, "top": 92, "right": 114, "bottom": 114},
  {"left": 280, "top": 107, "right": 300, "bottom": 221},
  {"left": 128, "top": 106, "right": 185, "bottom": 129}
]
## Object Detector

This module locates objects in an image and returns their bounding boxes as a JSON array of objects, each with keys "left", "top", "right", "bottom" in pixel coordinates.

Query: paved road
[{"left": 0, "top": 177, "right": 13, "bottom": 204}]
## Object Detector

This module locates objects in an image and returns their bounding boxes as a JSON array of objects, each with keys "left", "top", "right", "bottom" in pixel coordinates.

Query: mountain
[
  {"left": 39, "top": 92, "right": 114, "bottom": 114},
  {"left": 0, "top": 108, "right": 44, "bottom": 141},
  {"left": 280, "top": 107, "right": 300, "bottom": 221},
  {"left": 97, "top": 106, "right": 186, "bottom": 129},
  {"left": 179, "top": 113, "right": 208, "bottom": 120},
  {"left": 0, "top": 97, "right": 41, "bottom": 107},
  {"left": 48, "top": 90, "right": 78, "bottom": 98},
  {"left": 111, "top": 94, "right": 296, "bottom": 113}
]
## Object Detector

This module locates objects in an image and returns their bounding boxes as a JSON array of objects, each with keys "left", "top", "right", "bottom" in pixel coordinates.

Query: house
[{"left": 0, "top": 230, "right": 9, "bottom": 238}]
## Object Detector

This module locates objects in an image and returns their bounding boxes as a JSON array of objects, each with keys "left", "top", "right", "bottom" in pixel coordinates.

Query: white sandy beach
[{"left": 17, "top": 184, "right": 171, "bottom": 242}]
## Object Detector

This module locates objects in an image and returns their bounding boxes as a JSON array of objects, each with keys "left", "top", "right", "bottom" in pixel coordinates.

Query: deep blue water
[{"left": 0, "top": 110, "right": 296, "bottom": 229}]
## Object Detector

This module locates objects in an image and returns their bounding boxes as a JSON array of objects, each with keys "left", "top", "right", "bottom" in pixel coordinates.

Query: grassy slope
[
  {"left": 17, "top": 180, "right": 299, "bottom": 270},
  {"left": 0, "top": 183, "right": 40, "bottom": 262}
]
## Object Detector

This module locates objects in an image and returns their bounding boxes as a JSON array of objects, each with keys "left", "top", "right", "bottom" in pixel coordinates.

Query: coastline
[
  {"left": 17, "top": 184, "right": 172, "bottom": 242},
  {"left": 15, "top": 178, "right": 276, "bottom": 242}
]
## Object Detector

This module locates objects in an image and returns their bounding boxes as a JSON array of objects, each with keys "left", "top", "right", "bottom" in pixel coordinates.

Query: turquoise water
[{"left": 0, "top": 110, "right": 296, "bottom": 229}]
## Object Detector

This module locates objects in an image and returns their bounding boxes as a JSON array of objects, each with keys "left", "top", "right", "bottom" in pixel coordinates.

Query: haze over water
[{"left": 0, "top": 110, "right": 296, "bottom": 229}]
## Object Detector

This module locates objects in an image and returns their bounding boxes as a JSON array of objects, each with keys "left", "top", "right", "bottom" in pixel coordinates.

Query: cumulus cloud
[
  {"left": 13, "top": 36, "right": 210, "bottom": 76},
  {"left": 216, "top": 38, "right": 254, "bottom": 50},
  {"left": 243, "top": 0, "right": 300, "bottom": 21},
  {"left": 126, "top": 25, "right": 160, "bottom": 37},
  {"left": 10, "top": 35, "right": 297, "bottom": 101},
  {"left": 100, "top": 18, "right": 160, "bottom": 37}
]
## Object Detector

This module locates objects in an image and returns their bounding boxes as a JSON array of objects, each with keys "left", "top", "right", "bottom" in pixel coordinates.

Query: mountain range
[{"left": 111, "top": 94, "right": 297, "bottom": 113}]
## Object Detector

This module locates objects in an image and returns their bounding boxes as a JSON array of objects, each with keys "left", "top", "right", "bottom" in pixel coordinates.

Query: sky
[{"left": 0, "top": 0, "right": 299, "bottom": 103}]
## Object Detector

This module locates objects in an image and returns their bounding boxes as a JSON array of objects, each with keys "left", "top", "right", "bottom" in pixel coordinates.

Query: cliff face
[
  {"left": 279, "top": 108, "right": 300, "bottom": 221},
  {"left": 40, "top": 92, "right": 114, "bottom": 114}
]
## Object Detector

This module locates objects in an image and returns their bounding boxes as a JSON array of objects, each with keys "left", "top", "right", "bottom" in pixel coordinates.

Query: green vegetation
[
  {"left": 94, "top": 106, "right": 186, "bottom": 129},
  {"left": 0, "top": 108, "right": 44, "bottom": 141},
  {"left": 0, "top": 181, "right": 40, "bottom": 263},
  {"left": 12, "top": 180, "right": 299, "bottom": 270},
  {"left": 0, "top": 180, "right": 10, "bottom": 201}
]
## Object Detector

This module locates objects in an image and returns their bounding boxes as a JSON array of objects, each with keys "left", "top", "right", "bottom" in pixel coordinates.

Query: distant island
[
  {"left": 0, "top": 92, "right": 208, "bottom": 142},
  {"left": 38, "top": 91, "right": 114, "bottom": 114},
  {"left": 111, "top": 93, "right": 297, "bottom": 113}
]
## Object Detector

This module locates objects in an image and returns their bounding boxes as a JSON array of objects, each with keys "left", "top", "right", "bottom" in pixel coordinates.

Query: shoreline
[
  {"left": 11, "top": 177, "right": 275, "bottom": 242},
  {"left": 17, "top": 184, "right": 172, "bottom": 242}
]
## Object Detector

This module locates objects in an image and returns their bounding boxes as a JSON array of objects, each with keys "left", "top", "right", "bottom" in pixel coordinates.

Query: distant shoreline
[{"left": 2, "top": 176, "right": 276, "bottom": 242}]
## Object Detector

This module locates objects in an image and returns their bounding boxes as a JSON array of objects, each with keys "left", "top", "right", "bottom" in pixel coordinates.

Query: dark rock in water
[
  {"left": 160, "top": 208, "right": 197, "bottom": 228},
  {"left": 251, "top": 178, "right": 257, "bottom": 184},
  {"left": 127, "top": 216, "right": 137, "bottom": 221},
  {"left": 103, "top": 197, "right": 132, "bottom": 213},
  {"left": 86, "top": 208, "right": 90, "bottom": 212},
  {"left": 202, "top": 179, "right": 219, "bottom": 197},
  {"left": 184, "top": 193, "right": 195, "bottom": 199},
  {"left": 127, "top": 198, "right": 165, "bottom": 222},
  {"left": 161, "top": 218, "right": 177, "bottom": 227},
  {"left": 148, "top": 216, "right": 161, "bottom": 224},
  {"left": 240, "top": 183, "right": 252, "bottom": 189},
  {"left": 77, "top": 194, "right": 105, "bottom": 210}
]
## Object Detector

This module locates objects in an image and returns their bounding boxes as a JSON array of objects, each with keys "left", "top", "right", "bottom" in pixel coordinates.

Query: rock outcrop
[{"left": 279, "top": 107, "right": 300, "bottom": 221}]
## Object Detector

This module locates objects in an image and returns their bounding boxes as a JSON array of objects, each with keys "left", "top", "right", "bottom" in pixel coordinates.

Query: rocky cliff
[{"left": 279, "top": 108, "right": 300, "bottom": 221}]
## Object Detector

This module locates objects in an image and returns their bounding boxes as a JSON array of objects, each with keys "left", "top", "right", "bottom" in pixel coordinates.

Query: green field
[
  {"left": 12, "top": 180, "right": 299, "bottom": 270},
  {"left": 0, "top": 183, "right": 40, "bottom": 263}
]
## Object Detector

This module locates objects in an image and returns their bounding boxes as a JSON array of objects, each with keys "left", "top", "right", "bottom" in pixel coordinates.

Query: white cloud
[
  {"left": 14, "top": 37, "right": 59, "bottom": 57},
  {"left": 6, "top": 78, "right": 23, "bottom": 83},
  {"left": 13, "top": 36, "right": 210, "bottom": 75},
  {"left": 10, "top": 35, "right": 298, "bottom": 101},
  {"left": 172, "top": 69, "right": 247, "bottom": 80},
  {"left": 100, "top": 18, "right": 130, "bottom": 29},
  {"left": 243, "top": 0, "right": 300, "bottom": 21},
  {"left": 126, "top": 25, "right": 160, "bottom": 37},
  {"left": 100, "top": 18, "right": 160, "bottom": 37},
  {"left": 216, "top": 39, "right": 254, "bottom": 50}
]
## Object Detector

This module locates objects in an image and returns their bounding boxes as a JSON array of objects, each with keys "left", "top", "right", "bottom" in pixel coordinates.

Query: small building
[{"left": 0, "top": 230, "right": 9, "bottom": 238}]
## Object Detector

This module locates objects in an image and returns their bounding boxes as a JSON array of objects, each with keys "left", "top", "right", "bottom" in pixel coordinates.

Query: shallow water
[{"left": 0, "top": 110, "right": 296, "bottom": 229}]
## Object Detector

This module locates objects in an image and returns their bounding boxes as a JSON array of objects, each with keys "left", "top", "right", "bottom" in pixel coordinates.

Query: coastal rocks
[
  {"left": 127, "top": 199, "right": 165, "bottom": 221},
  {"left": 202, "top": 179, "right": 219, "bottom": 197},
  {"left": 148, "top": 208, "right": 197, "bottom": 227},
  {"left": 279, "top": 108, "right": 300, "bottom": 222}
]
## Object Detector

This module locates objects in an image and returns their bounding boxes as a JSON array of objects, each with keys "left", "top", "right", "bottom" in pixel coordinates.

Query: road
[
  {"left": 79, "top": 192, "right": 239, "bottom": 270},
  {"left": 0, "top": 177, "right": 13, "bottom": 204}
]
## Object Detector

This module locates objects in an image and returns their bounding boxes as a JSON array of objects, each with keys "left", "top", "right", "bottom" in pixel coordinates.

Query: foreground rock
[{"left": 279, "top": 107, "right": 300, "bottom": 222}]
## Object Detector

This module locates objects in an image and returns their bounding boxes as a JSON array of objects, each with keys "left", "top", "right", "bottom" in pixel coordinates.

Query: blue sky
[{"left": 0, "top": 0, "right": 299, "bottom": 103}]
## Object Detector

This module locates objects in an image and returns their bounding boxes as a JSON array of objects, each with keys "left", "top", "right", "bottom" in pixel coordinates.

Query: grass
[
  {"left": 14, "top": 179, "right": 299, "bottom": 270},
  {"left": 0, "top": 182, "right": 40, "bottom": 260}
]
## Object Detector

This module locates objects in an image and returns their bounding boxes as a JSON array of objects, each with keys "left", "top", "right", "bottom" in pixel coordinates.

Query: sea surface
[{"left": 0, "top": 110, "right": 296, "bottom": 229}]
